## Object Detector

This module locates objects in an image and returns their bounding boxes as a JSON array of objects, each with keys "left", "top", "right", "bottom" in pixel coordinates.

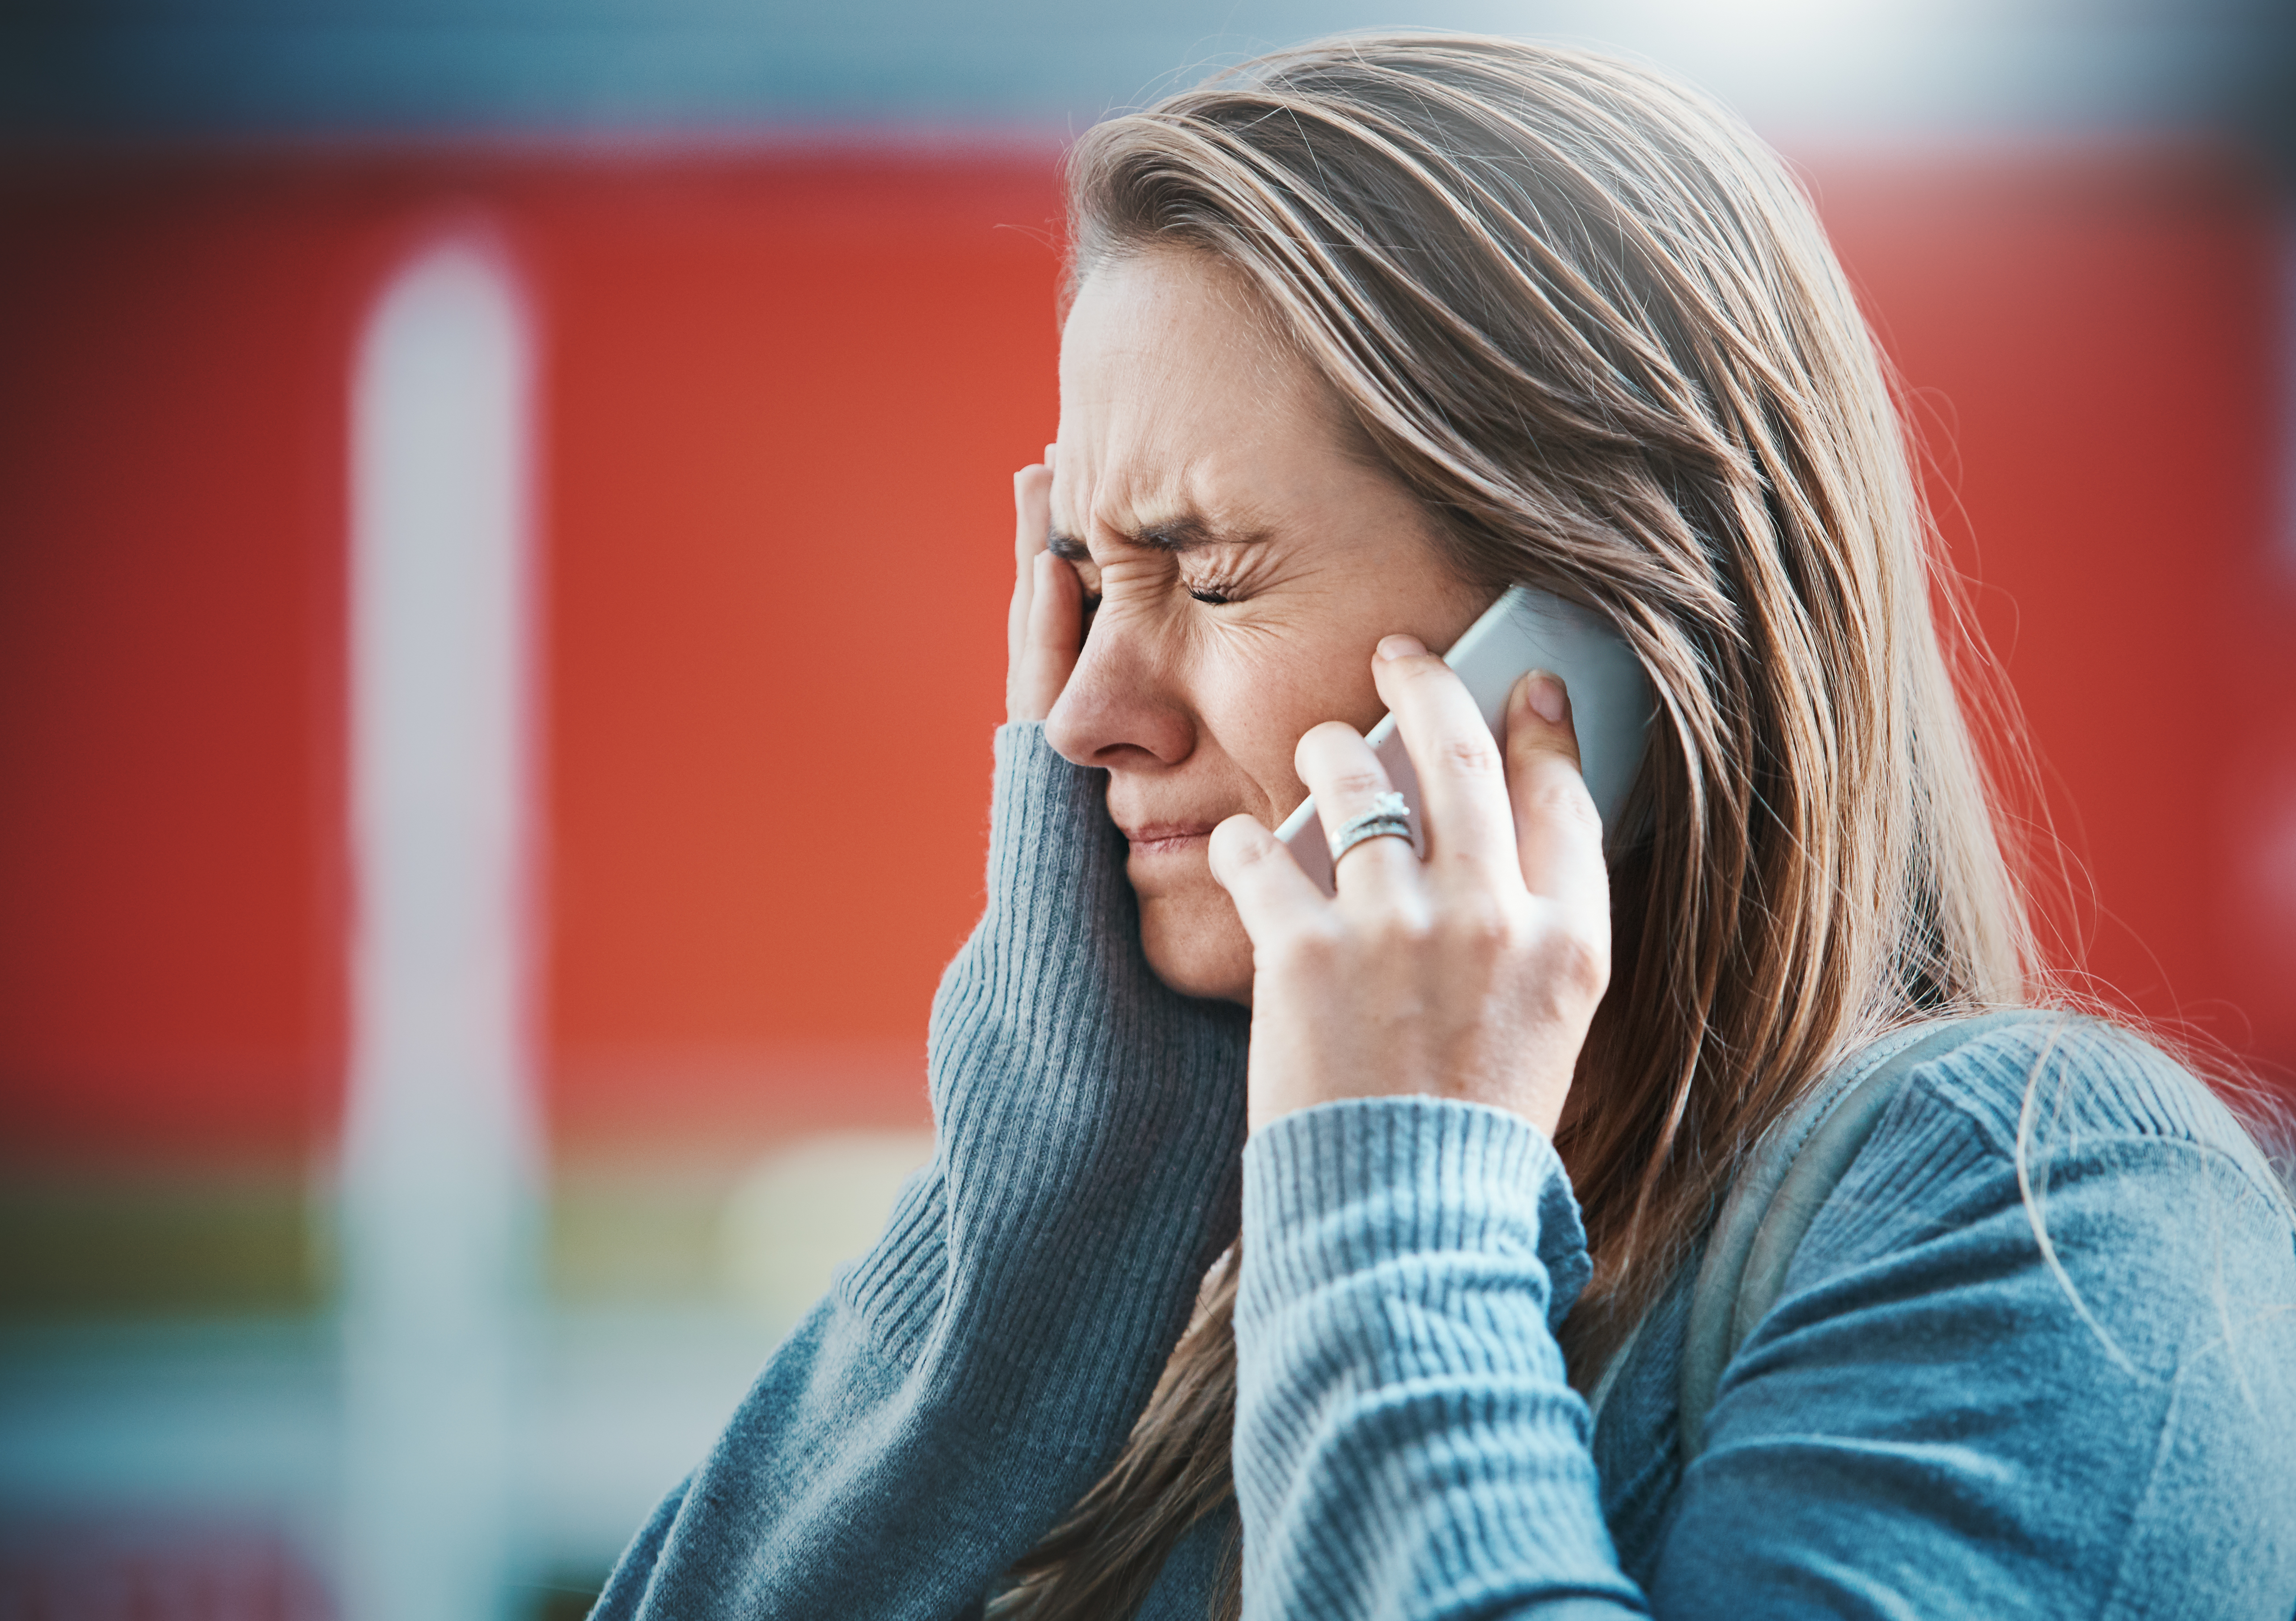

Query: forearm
[
  {"left": 596, "top": 724, "right": 1250, "bottom": 1619},
  {"left": 1234, "top": 1096, "right": 1644, "bottom": 1620},
  {"left": 910, "top": 726, "right": 1253, "bottom": 1425}
]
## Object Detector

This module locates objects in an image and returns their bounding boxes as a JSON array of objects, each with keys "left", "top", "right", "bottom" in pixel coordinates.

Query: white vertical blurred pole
[{"left": 343, "top": 239, "right": 539, "bottom": 1621}]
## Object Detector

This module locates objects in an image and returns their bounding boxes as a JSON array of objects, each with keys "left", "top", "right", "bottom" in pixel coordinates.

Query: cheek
[{"left": 1193, "top": 628, "right": 1387, "bottom": 824}]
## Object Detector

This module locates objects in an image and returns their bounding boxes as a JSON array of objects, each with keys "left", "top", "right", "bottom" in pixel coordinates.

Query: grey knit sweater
[{"left": 594, "top": 724, "right": 2296, "bottom": 1619}]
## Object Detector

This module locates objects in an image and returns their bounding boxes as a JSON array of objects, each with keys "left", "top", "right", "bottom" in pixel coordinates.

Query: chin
[{"left": 1136, "top": 890, "right": 1256, "bottom": 1004}]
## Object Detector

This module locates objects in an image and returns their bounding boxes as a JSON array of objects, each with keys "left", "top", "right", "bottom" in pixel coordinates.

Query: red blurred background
[{"left": 4, "top": 140, "right": 2290, "bottom": 1194}]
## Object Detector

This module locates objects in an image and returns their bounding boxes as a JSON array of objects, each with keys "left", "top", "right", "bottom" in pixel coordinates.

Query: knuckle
[
  {"left": 1369, "top": 903, "right": 1435, "bottom": 952},
  {"left": 1437, "top": 733, "right": 1502, "bottom": 778},
  {"left": 1327, "top": 767, "right": 1392, "bottom": 802},
  {"left": 1442, "top": 903, "right": 1526, "bottom": 975},
  {"left": 1547, "top": 922, "right": 1611, "bottom": 1001},
  {"left": 1522, "top": 773, "right": 1603, "bottom": 839},
  {"left": 1457, "top": 901, "right": 1516, "bottom": 954}
]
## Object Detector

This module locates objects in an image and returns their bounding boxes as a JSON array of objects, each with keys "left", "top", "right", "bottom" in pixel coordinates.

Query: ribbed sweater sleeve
[
  {"left": 591, "top": 723, "right": 1249, "bottom": 1621},
  {"left": 1233, "top": 1026, "right": 2296, "bottom": 1621},
  {"left": 1235, "top": 1096, "right": 1644, "bottom": 1619}
]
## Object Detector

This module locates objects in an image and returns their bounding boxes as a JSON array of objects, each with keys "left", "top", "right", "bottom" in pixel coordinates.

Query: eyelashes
[
  {"left": 1076, "top": 575, "right": 1249, "bottom": 618},
  {"left": 1185, "top": 567, "right": 1256, "bottom": 605},
  {"left": 1090, "top": 583, "right": 1239, "bottom": 610}
]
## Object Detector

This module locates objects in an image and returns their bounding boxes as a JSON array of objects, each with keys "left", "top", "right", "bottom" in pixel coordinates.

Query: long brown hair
[{"left": 997, "top": 33, "right": 2040, "bottom": 1620}]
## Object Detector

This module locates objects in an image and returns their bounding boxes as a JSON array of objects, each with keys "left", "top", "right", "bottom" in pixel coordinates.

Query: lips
[{"left": 1117, "top": 819, "right": 1218, "bottom": 856}]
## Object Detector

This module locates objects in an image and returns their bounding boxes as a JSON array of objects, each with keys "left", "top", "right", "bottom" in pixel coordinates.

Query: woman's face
[{"left": 1046, "top": 250, "right": 1494, "bottom": 1002}]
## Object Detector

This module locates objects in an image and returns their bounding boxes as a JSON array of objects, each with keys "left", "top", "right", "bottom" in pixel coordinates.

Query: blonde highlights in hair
[{"left": 998, "top": 33, "right": 2043, "bottom": 1620}]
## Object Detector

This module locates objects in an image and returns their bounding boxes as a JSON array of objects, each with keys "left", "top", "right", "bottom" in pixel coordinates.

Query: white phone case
[{"left": 1273, "top": 586, "right": 1653, "bottom": 895}]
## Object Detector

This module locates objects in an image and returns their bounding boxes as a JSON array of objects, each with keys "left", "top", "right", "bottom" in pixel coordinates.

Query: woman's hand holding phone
[
  {"left": 1208, "top": 640, "right": 1611, "bottom": 1138},
  {"left": 1007, "top": 449, "right": 1082, "bottom": 724},
  {"left": 1005, "top": 447, "right": 1607, "bottom": 1137}
]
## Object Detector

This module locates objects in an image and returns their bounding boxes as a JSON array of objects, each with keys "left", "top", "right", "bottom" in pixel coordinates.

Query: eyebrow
[{"left": 1046, "top": 510, "right": 1268, "bottom": 562}]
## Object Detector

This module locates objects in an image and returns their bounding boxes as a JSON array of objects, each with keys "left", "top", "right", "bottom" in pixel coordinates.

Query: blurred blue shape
[
  {"left": 0, "top": 1309, "right": 792, "bottom": 1617},
  {"left": 0, "top": 0, "right": 2288, "bottom": 152}
]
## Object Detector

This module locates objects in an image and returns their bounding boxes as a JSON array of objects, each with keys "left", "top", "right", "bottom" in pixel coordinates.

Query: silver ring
[{"left": 1329, "top": 791, "right": 1413, "bottom": 864}]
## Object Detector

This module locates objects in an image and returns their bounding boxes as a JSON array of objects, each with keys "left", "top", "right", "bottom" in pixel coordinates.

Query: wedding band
[{"left": 1329, "top": 791, "right": 1413, "bottom": 863}]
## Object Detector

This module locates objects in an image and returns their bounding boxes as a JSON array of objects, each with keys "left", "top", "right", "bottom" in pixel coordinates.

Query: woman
[{"left": 596, "top": 34, "right": 2296, "bottom": 1620}]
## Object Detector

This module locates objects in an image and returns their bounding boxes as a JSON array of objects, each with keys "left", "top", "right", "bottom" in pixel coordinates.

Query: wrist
[{"left": 1241, "top": 1094, "right": 1590, "bottom": 1328}]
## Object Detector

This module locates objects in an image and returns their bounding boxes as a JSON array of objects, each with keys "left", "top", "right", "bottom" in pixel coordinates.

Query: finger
[
  {"left": 1294, "top": 720, "right": 1418, "bottom": 892},
  {"left": 1505, "top": 671, "right": 1607, "bottom": 920},
  {"left": 1014, "top": 458, "right": 1053, "bottom": 566},
  {"left": 1006, "top": 462, "right": 1053, "bottom": 673},
  {"left": 1010, "top": 549, "right": 1082, "bottom": 721},
  {"left": 1372, "top": 633, "right": 1521, "bottom": 884},
  {"left": 1207, "top": 812, "right": 1325, "bottom": 944}
]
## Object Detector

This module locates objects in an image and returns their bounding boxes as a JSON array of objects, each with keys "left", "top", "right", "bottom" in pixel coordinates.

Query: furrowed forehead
[
  {"left": 1049, "top": 470, "right": 1277, "bottom": 562},
  {"left": 1049, "top": 507, "right": 1268, "bottom": 561}
]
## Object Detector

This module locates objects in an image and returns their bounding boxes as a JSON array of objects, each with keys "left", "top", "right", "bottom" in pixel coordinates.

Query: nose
[{"left": 1043, "top": 602, "right": 1197, "bottom": 770}]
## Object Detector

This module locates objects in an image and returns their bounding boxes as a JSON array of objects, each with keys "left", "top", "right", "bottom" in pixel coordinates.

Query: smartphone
[{"left": 1273, "top": 586, "right": 1653, "bottom": 895}]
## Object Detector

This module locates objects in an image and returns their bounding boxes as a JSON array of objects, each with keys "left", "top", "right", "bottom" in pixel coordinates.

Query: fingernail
[
  {"left": 1521, "top": 671, "right": 1568, "bottom": 724},
  {"left": 1376, "top": 634, "right": 1426, "bottom": 661}
]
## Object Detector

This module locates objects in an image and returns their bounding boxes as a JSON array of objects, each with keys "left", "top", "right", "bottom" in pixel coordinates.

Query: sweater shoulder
[{"left": 1877, "top": 1013, "right": 2292, "bottom": 1217}]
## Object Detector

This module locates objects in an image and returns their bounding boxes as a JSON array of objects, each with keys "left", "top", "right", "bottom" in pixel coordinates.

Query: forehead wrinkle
[
  {"left": 1054, "top": 260, "right": 1331, "bottom": 561},
  {"left": 1070, "top": 452, "right": 1190, "bottom": 555},
  {"left": 1080, "top": 447, "right": 1291, "bottom": 556}
]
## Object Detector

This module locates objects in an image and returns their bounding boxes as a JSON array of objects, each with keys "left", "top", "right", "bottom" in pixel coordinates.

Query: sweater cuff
[
  {"left": 1241, "top": 1096, "right": 1593, "bottom": 1332},
  {"left": 990, "top": 720, "right": 1091, "bottom": 808}
]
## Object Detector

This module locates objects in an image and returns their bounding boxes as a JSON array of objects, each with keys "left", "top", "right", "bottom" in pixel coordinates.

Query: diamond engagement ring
[{"left": 1328, "top": 791, "right": 1413, "bottom": 864}]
